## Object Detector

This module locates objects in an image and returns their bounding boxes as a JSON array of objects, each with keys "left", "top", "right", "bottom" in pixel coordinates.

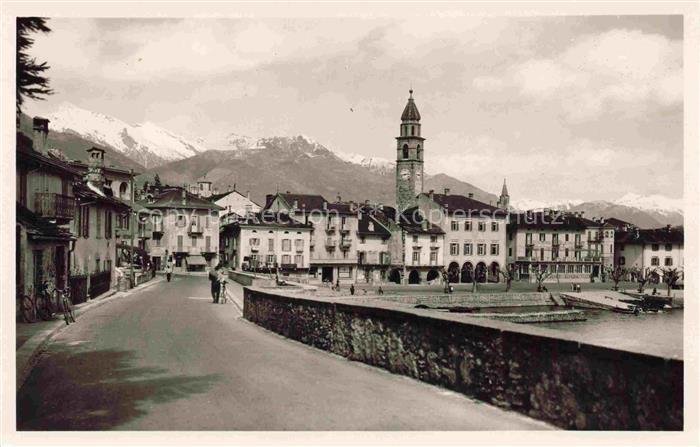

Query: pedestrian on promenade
[
  {"left": 350, "top": 284, "right": 355, "bottom": 295},
  {"left": 209, "top": 265, "right": 221, "bottom": 303},
  {"left": 217, "top": 266, "right": 228, "bottom": 304},
  {"left": 378, "top": 286, "right": 384, "bottom": 295},
  {"left": 164, "top": 263, "right": 173, "bottom": 282}
]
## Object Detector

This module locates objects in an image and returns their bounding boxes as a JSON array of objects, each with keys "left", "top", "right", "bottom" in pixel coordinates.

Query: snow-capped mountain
[
  {"left": 203, "top": 131, "right": 396, "bottom": 174},
  {"left": 511, "top": 198, "right": 584, "bottom": 212},
  {"left": 513, "top": 194, "right": 682, "bottom": 216},
  {"left": 512, "top": 194, "right": 683, "bottom": 228},
  {"left": 333, "top": 151, "right": 395, "bottom": 175},
  {"left": 32, "top": 102, "right": 206, "bottom": 168},
  {"left": 199, "top": 133, "right": 264, "bottom": 151},
  {"left": 614, "top": 193, "right": 683, "bottom": 216}
]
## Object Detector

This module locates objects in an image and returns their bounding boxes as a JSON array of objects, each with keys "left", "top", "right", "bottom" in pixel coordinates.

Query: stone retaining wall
[
  {"left": 374, "top": 292, "right": 554, "bottom": 308},
  {"left": 228, "top": 270, "right": 275, "bottom": 287},
  {"left": 243, "top": 287, "right": 683, "bottom": 430}
]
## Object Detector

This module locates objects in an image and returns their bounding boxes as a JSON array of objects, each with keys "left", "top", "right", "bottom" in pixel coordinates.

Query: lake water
[{"left": 534, "top": 308, "right": 683, "bottom": 359}]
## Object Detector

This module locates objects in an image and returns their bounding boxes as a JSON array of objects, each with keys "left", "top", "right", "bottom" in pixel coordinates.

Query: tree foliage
[
  {"left": 153, "top": 173, "right": 162, "bottom": 189},
  {"left": 630, "top": 266, "right": 656, "bottom": 293},
  {"left": 498, "top": 263, "right": 517, "bottom": 292},
  {"left": 605, "top": 266, "right": 627, "bottom": 291},
  {"left": 660, "top": 267, "right": 682, "bottom": 296},
  {"left": 530, "top": 264, "right": 553, "bottom": 292},
  {"left": 16, "top": 17, "right": 53, "bottom": 123}
]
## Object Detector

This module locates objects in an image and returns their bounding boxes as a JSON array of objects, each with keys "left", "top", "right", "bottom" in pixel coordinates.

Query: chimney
[
  {"left": 429, "top": 189, "right": 434, "bottom": 200},
  {"left": 336, "top": 194, "right": 342, "bottom": 203},
  {"left": 323, "top": 201, "right": 328, "bottom": 211},
  {"left": 468, "top": 192, "right": 474, "bottom": 199},
  {"left": 32, "top": 117, "right": 50, "bottom": 154},
  {"left": 213, "top": 187, "right": 219, "bottom": 195},
  {"left": 228, "top": 184, "right": 232, "bottom": 192},
  {"left": 246, "top": 190, "right": 250, "bottom": 200},
  {"left": 292, "top": 199, "right": 298, "bottom": 210},
  {"left": 85, "top": 146, "right": 106, "bottom": 189},
  {"left": 444, "top": 188, "right": 450, "bottom": 195}
]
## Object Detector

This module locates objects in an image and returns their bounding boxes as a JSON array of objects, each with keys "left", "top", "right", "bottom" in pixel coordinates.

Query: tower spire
[{"left": 498, "top": 178, "right": 510, "bottom": 210}]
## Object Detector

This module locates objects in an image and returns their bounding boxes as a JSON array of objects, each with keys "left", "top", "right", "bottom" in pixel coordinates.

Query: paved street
[{"left": 17, "top": 275, "right": 552, "bottom": 431}]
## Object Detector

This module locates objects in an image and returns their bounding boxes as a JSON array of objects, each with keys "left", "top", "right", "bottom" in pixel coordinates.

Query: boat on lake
[{"left": 560, "top": 291, "right": 639, "bottom": 314}]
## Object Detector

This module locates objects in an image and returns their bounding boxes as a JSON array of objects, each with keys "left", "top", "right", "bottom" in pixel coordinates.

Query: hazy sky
[{"left": 25, "top": 15, "right": 683, "bottom": 202}]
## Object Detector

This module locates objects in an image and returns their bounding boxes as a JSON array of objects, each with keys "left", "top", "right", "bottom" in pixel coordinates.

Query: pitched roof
[
  {"left": 357, "top": 211, "right": 392, "bottom": 237},
  {"left": 73, "top": 183, "right": 130, "bottom": 211},
  {"left": 401, "top": 90, "right": 421, "bottom": 121},
  {"left": 17, "top": 142, "right": 82, "bottom": 179},
  {"left": 604, "top": 217, "right": 636, "bottom": 229},
  {"left": 278, "top": 193, "right": 328, "bottom": 211},
  {"left": 508, "top": 211, "right": 602, "bottom": 231},
  {"left": 17, "top": 203, "right": 75, "bottom": 241},
  {"left": 223, "top": 211, "right": 312, "bottom": 230},
  {"left": 273, "top": 192, "right": 359, "bottom": 215},
  {"left": 208, "top": 190, "right": 234, "bottom": 202},
  {"left": 399, "top": 206, "right": 445, "bottom": 235},
  {"left": 145, "top": 188, "right": 224, "bottom": 210},
  {"left": 426, "top": 193, "right": 506, "bottom": 217},
  {"left": 616, "top": 227, "right": 684, "bottom": 245}
]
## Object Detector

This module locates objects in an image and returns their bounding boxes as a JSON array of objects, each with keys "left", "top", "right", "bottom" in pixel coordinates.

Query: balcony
[
  {"left": 152, "top": 222, "right": 164, "bottom": 235},
  {"left": 339, "top": 226, "right": 350, "bottom": 234},
  {"left": 339, "top": 239, "right": 352, "bottom": 250},
  {"left": 325, "top": 238, "right": 336, "bottom": 249},
  {"left": 188, "top": 223, "right": 203, "bottom": 235},
  {"left": 200, "top": 246, "right": 217, "bottom": 254},
  {"left": 325, "top": 225, "right": 336, "bottom": 233},
  {"left": 34, "top": 193, "right": 76, "bottom": 221},
  {"left": 250, "top": 245, "right": 260, "bottom": 252}
]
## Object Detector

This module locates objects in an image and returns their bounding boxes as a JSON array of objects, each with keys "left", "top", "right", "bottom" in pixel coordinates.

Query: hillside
[{"left": 143, "top": 136, "right": 496, "bottom": 207}]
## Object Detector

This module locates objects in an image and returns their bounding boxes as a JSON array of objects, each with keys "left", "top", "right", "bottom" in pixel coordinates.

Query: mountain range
[{"left": 19, "top": 103, "right": 683, "bottom": 229}]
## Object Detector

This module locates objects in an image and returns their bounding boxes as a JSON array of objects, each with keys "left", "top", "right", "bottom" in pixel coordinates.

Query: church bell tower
[{"left": 395, "top": 89, "right": 425, "bottom": 213}]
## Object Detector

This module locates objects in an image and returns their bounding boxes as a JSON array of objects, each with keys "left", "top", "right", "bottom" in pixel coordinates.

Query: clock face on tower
[{"left": 400, "top": 168, "right": 410, "bottom": 180}]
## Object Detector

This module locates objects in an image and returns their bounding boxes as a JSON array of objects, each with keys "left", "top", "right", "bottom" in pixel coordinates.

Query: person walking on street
[
  {"left": 164, "top": 263, "right": 173, "bottom": 282},
  {"left": 209, "top": 265, "right": 221, "bottom": 303},
  {"left": 217, "top": 266, "right": 228, "bottom": 304},
  {"left": 350, "top": 284, "right": 355, "bottom": 295}
]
